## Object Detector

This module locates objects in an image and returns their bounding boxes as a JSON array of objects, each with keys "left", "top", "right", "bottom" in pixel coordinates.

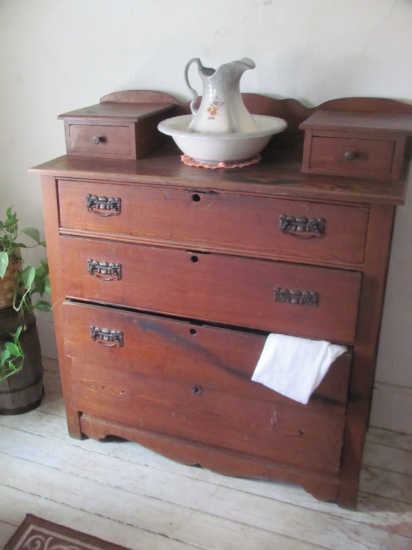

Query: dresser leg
[{"left": 65, "top": 410, "right": 85, "bottom": 440}]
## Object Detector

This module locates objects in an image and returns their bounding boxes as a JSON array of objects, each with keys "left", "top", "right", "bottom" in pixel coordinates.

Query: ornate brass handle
[
  {"left": 87, "top": 259, "right": 122, "bottom": 281},
  {"left": 279, "top": 215, "right": 325, "bottom": 239},
  {"left": 273, "top": 287, "right": 319, "bottom": 306},
  {"left": 90, "top": 326, "right": 124, "bottom": 347},
  {"left": 86, "top": 194, "right": 121, "bottom": 217}
]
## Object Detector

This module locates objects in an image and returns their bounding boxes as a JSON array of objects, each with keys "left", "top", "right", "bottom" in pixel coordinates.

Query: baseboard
[{"left": 369, "top": 381, "right": 412, "bottom": 435}]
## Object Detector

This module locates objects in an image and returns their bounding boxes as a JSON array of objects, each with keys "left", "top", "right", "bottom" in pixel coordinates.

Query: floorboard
[{"left": 0, "top": 358, "right": 411, "bottom": 550}]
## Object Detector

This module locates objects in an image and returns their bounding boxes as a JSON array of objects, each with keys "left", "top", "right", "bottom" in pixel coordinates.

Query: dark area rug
[{"left": 3, "top": 513, "right": 132, "bottom": 550}]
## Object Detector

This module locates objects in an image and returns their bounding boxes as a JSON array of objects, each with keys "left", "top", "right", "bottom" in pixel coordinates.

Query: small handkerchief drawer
[
  {"left": 305, "top": 134, "right": 396, "bottom": 179},
  {"left": 300, "top": 109, "right": 412, "bottom": 180},
  {"left": 59, "top": 101, "right": 173, "bottom": 160}
]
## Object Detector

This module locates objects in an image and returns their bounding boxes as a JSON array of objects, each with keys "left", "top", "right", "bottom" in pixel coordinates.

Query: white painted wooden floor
[{"left": 0, "top": 358, "right": 411, "bottom": 550}]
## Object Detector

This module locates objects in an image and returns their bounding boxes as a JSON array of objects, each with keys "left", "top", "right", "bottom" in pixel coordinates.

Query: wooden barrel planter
[{"left": 0, "top": 307, "right": 44, "bottom": 414}]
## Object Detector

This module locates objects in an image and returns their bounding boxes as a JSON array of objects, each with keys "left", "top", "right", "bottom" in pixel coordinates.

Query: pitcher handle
[{"left": 184, "top": 58, "right": 201, "bottom": 115}]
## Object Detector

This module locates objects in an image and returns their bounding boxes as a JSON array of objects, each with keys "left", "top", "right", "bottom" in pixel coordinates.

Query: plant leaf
[
  {"left": 5, "top": 342, "right": 20, "bottom": 356},
  {"left": 35, "top": 264, "right": 46, "bottom": 277},
  {"left": 0, "top": 251, "right": 9, "bottom": 279},
  {"left": 13, "top": 326, "right": 23, "bottom": 340},
  {"left": 5, "top": 211, "right": 17, "bottom": 228},
  {"left": 22, "top": 227, "right": 41, "bottom": 244},
  {"left": 32, "top": 299, "right": 52, "bottom": 312},
  {"left": 0, "top": 350, "right": 11, "bottom": 367},
  {"left": 20, "top": 266, "right": 35, "bottom": 289},
  {"left": 41, "top": 258, "right": 49, "bottom": 269}
]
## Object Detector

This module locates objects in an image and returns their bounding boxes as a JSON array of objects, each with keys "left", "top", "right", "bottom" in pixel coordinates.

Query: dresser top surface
[{"left": 30, "top": 146, "right": 408, "bottom": 206}]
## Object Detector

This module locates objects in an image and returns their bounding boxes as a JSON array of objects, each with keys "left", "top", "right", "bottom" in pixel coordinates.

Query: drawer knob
[
  {"left": 191, "top": 385, "right": 203, "bottom": 396},
  {"left": 86, "top": 194, "right": 122, "bottom": 217},
  {"left": 273, "top": 287, "right": 319, "bottom": 306},
  {"left": 93, "top": 136, "right": 103, "bottom": 144},
  {"left": 87, "top": 259, "right": 122, "bottom": 281},
  {"left": 90, "top": 326, "right": 124, "bottom": 347},
  {"left": 344, "top": 150, "right": 357, "bottom": 161},
  {"left": 279, "top": 215, "right": 325, "bottom": 239}
]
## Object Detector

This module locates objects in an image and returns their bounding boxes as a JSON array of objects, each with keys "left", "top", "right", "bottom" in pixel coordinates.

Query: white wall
[{"left": 1, "top": 0, "right": 411, "bottom": 433}]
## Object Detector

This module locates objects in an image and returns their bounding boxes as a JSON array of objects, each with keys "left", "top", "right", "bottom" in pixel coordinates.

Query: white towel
[{"left": 252, "top": 333, "right": 347, "bottom": 404}]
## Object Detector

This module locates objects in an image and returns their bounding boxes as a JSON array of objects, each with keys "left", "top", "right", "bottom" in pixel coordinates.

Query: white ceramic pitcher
[{"left": 184, "top": 57, "right": 257, "bottom": 134}]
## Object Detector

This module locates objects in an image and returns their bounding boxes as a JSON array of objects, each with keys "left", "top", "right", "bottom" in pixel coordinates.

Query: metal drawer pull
[
  {"left": 87, "top": 259, "right": 122, "bottom": 281},
  {"left": 86, "top": 194, "right": 122, "bottom": 216},
  {"left": 344, "top": 150, "right": 357, "bottom": 161},
  {"left": 274, "top": 287, "right": 319, "bottom": 306},
  {"left": 92, "top": 136, "right": 103, "bottom": 144},
  {"left": 191, "top": 385, "right": 203, "bottom": 396},
  {"left": 90, "top": 326, "right": 124, "bottom": 347},
  {"left": 279, "top": 215, "right": 325, "bottom": 238}
]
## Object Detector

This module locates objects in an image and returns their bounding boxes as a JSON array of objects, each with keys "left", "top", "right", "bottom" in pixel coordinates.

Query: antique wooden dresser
[{"left": 30, "top": 91, "right": 412, "bottom": 509}]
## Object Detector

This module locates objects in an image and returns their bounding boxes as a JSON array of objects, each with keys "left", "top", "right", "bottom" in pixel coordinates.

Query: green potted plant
[{"left": 0, "top": 207, "right": 51, "bottom": 413}]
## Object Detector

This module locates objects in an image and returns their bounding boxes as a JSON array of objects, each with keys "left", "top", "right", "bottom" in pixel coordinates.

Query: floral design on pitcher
[{"left": 207, "top": 97, "right": 224, "bottom": 119}]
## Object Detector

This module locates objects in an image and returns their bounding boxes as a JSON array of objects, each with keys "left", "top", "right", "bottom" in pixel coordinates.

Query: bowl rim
[{"left": 158, "top": 114, "right": 287, "bottom": 140}]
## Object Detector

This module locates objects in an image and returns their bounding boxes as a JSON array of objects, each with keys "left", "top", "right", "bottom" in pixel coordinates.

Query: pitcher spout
[{"left": 235, "top": 57, "right": 256, "bottom": 72}]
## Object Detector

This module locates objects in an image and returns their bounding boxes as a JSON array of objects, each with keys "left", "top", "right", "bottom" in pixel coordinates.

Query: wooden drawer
[
  {"left": 305, "top": 133, "right": 396, "bottom": 179},
  {"left": 58, "top": 102, "right": 173, "bottom": 160},
  {"left": 300, "top": 109, "right": 412, "bottom": 180},
  {"left": 57, "top": 179, "right": 369, "bottom": 265},
  {"left": 67, "top": 123, "right": 134, "bottom": 159},
  {"left": 63, "top": 301, "right": 352, "bottom": 475},
  {"left": 59, "top": 236, "right": 361, "bottom": 344}
]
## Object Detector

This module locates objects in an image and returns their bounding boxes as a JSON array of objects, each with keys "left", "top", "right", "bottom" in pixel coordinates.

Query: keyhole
[
  {"left": 190, "top": 255, "right": 199, "bottom": 263},
  {"left": 191, "top": 385, "right": 203, "bottom": 396},
  {"left": 189, "top": 328, "right": 197, "bottom": 335},
  {"left": 192, "top": 193, "right": 201, "bottom": 202}
]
